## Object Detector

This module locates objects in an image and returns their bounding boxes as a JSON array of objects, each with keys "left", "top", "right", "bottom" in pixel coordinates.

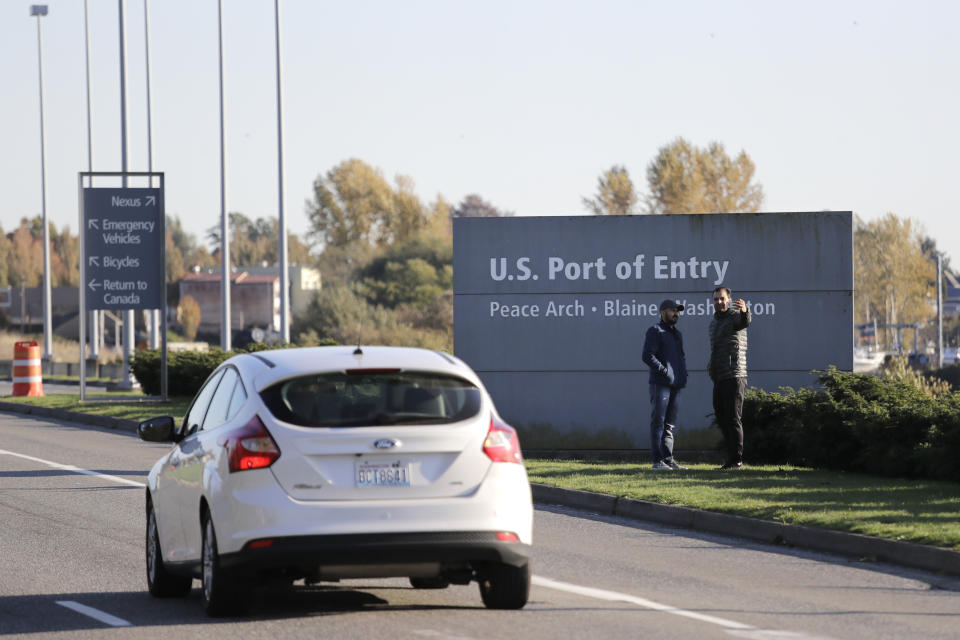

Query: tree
[
  {"left": 207, "top": 212, "right": 314, "bottom": 267},
  {"left": 451, "top": 194, "right": 514, "bottom": 218},
  {"left": 921, "top": 235, "right": 952, "bottom": 278},
  {"left": 7, "top": 222, "right": 42, "bottom": 289},
  {"left": 6, "top": 217, "right": 79, "bottom": 287},
  {"left": 178, "top": 295, "right": 202, "bottom": 341},
  {"left": 305, "top": 158, "right": 431, "bottom": 250},
  {"left": 421, "top": 196, "right": 453, "bottom": 244},
  {"left": 356, "top": 236, "right": 453, "bottom": 309},
  {"left": 293, "top": 284, "right": 451, "bottom": 352},
  {"left": 582, "top": 166, "right": 637, "bottom": 216},
  {"left": 167, "top": 215, "right": 213, "bottom": 276},
  {"left": 0, "top": 224, "right": 10, "bottom": 286},
  {"left": 306, "top": 159, "right": 394, "bottom": 248},
  {"left": 385, "top": 175, "right": 428, "bottom": 246},
  {"left": 645, "top": 138, "right": 764, "bottom": 214},
  {"left": 166, "top": 232, "right": 186, "bottom": 284},
  {"left": 50, "top": 224, "right": 79, "bottom": 287},
  {"left": 854, "top": 213, "right": 935, "bottom": 351}
]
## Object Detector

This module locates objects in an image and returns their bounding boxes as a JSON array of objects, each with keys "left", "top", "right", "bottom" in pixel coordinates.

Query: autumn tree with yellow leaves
[{"left": 854, "top": 213, "right": 936, "bottom": 350}]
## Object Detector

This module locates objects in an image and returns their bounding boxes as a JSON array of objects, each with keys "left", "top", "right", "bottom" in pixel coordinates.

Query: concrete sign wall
[
  {"left": 453, "top": 212, "right": 853, "bottom": 450},
  {"left": 82, "top": 188, "right": 164, "bottom": 310}
]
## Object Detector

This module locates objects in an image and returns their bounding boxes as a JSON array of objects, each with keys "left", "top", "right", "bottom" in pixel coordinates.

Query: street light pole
[
  {"left": 217, "top": 0, "right": 231, "bottom": 351},
  {"left": 118, "top": 0, "right": 137, "bottom": 388},
  {"left": 30, "top": 4, "right": 53, "bottom": 361},
  {"left": 937, "top": 253, "right": 944, "bottom": 368},
  {"left": 143, "top": 0, "right": 161, "bottom": 350},
  {"left": 82, "top": 0, "right": 101, "bottom": 361},
  {"left": 274, "top": 0, "right": 290, "bottom": 343}
]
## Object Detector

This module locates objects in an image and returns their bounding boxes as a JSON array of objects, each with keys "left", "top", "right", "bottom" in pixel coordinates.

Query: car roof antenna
[{"left": 353, "top": 343, "right": 363, "bottom": 355}]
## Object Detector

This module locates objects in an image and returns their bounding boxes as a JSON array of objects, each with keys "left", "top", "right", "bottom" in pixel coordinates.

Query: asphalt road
[{"left": 2, "top": 413, "right": 959, "bottom": 639}]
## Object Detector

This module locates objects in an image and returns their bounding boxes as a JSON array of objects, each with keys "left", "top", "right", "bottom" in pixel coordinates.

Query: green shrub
[
  {"left": 879, "top": 355, "right": 951, "bottom": 396},
  {"left": 131, "top": 348, "right": 230, "bottom": 396},
  {"left": 131, "top": 342, "right": 297, "bottom": 397},
  {"left": 744, "top": 366, "right": 960, "bottom": 482}
]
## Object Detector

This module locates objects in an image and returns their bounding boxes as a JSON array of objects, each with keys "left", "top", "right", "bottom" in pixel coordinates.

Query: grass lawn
[
  {"left": 39, "top": 376, "right": 116, "bottom": 385},
  {"left": 525, "top": 458, "right": 960, "bottom": 551},
  {"left": 3, "top": 393, "right": 192, "bottom": 423}
]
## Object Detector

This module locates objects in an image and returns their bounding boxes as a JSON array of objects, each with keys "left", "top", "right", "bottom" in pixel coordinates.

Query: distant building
[
  {"left": 240, "top": 265, "right": 321, "bottom": 317},
  {"left": 4, "top": 286, "right": 81, "bottom": 339},
  {"left": 945, "top": 269, "right": 960, "bottom": 315},
  {"left": 179, "top": 271, "right": 281, "bottom": 334}
]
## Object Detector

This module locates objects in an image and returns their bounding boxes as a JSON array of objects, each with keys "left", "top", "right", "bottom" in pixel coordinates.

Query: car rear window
[{"left": 260, "top": 370, "right": 482, "bottom": 427}]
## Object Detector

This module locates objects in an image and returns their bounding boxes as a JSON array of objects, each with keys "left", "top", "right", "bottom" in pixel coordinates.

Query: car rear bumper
[
  {"left": 210, "top": 463, "right": 534, "bottom": 555},
  {"left": 216, "top": 531, "right": 531, "bottom": 578}
]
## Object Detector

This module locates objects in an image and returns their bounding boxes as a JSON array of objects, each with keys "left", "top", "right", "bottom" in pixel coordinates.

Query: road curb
[
  {"left": 0, "top": 401, "right": 139, "bottom": 433},
  {"left": 531, "top": 483, "right": 960, "bottom": 578}
]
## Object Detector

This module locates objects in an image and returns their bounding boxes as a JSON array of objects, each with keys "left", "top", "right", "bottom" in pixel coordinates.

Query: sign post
[{"left": 78, "top": 172, "right": 167, "bottom": 401}]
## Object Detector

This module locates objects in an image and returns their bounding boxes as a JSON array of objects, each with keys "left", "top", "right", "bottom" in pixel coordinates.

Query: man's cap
[{"left": 659, "top": 299, "right": 684, "bottom": 312}]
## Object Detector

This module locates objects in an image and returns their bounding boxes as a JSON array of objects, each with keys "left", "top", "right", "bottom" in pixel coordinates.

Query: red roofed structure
[{"left": 179, "top": 271, "right": 280, "bottom": 334}]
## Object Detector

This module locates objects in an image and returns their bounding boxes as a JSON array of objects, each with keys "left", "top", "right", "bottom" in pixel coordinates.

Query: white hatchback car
[{"left": 138, "top": 346, "right": 533, "bottom": 616}]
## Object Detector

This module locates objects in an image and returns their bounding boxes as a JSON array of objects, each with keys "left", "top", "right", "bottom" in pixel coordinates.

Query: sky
[{"left": 2, "top": 0, "right": 958, "bottom": 264}]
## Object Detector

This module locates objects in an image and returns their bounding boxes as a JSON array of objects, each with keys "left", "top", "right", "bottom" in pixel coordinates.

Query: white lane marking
[
  {"left": 533, "top": 576, "right": 838, "bottom": 640},
  {"left": 0, "top": 449, "right": 145, "bottom": 488},
  {"left": 727, "top": 631, "right": 838, "bottom": 640},
  {"left": 56, "top": 601, "right": 132, "bottom": 627},
  {"left": 533, "top": 575, "right": 754, "bottom": 629}
]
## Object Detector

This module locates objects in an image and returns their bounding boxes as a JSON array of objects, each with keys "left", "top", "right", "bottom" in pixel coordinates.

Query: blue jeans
[{"left": 649, "top": 383, "right": 679, "bottom": 464}]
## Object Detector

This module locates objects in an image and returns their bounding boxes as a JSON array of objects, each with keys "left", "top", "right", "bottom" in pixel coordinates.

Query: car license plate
[{"left": 356, "top": 460, "right": 410, "bottom": 487}]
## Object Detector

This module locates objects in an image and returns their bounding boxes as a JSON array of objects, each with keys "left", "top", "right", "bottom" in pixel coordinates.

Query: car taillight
[
  {"left": 483, "top": 414, "right": 523, "bottom": 464},
  {"left": 226, "top": 415, "right": 280, "bottom": 472}
]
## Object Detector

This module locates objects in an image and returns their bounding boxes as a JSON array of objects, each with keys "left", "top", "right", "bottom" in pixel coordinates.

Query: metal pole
[
  {"left": 144, "top": 0, "right": 161, "bottom": 350},
  {"left": 218, "top": 0, "right": 231, "bottom": 351},
  {"left": 159, "top": 174, "right": 167, "bottom": 401},
  {"left": 31, "top": 5, "right": 53, "bottom": 361},
  {"left": 937, "top": 253, "right": 944, "bottom": 368},
  {"left": 83, "top": 0, "right": 101, "bottom": 362},
  {"left": 118, "top": 0, "right": 137, "bottom": 388},
  {"left": 274, "top": 0, "right": 290, "bottom": 343},
  {"left": 78, "top": 175, "right": 86, "bottom": 401}
]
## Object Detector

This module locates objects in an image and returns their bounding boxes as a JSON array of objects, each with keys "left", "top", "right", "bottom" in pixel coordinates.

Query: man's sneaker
[
  {"left": 667, "top": 460, "right": 687, "bottom": 470},
  {"left": 651, "top": 461, "right": 673, "bottom": 470},
  {"left": 719, "top": 461, "right": 744, "bottom": 470}
]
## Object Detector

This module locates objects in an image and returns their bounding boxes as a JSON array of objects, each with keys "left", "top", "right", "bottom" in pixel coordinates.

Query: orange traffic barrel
[{"left": 13, "top": 341, "right": 44, "bottom": 397}]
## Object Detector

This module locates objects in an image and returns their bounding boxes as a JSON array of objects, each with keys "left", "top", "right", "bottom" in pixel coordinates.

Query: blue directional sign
[{"left": 82, "top": 187, "right": 164, "bottom": 310}]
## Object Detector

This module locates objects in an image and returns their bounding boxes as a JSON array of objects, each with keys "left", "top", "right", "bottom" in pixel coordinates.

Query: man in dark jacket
[
  {"left": 708, "top": 287, "right": 752, "bottom": 470},
  {"left": 642, "top": 299, "right": 688, "bottom": 470}
]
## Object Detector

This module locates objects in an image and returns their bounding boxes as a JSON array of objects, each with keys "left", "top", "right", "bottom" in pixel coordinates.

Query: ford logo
[{"left": 373, "top": 439, "right": 400, "bottom": 449}]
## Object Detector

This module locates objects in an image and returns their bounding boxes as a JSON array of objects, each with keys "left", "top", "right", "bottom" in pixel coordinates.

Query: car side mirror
[{"left": 138, "top": 416, "right": 178, "bottom": 443}]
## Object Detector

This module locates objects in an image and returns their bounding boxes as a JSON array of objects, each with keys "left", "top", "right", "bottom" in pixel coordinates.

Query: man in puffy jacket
[
  {"left": 708, "top": 287, "right": 752, "bottom": 470},
  {"left": 641, "top": 299, "right": 688, "bottom": 470}
]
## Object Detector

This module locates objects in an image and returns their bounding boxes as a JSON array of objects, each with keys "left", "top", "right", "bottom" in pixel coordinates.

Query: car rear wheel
[
  {"left": 146, "top": 503, "right": 192, "bottom": 597},
  {"left": 477, "top": 562, "right": 530, "bottom": 609},
  {"left": 201, "top": 511, "right": 246, "bottom": 616},
  {"left": 409, "top": 576, "right": 450, "bottom": 589}
]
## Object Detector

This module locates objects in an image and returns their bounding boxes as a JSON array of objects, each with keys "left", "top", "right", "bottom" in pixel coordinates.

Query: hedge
[
  {"left": 743, "top": 367, "right": 960, "bottom": 482},
  {"left": 130, "top": 342, "right": 311, "bottom": 397}
]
